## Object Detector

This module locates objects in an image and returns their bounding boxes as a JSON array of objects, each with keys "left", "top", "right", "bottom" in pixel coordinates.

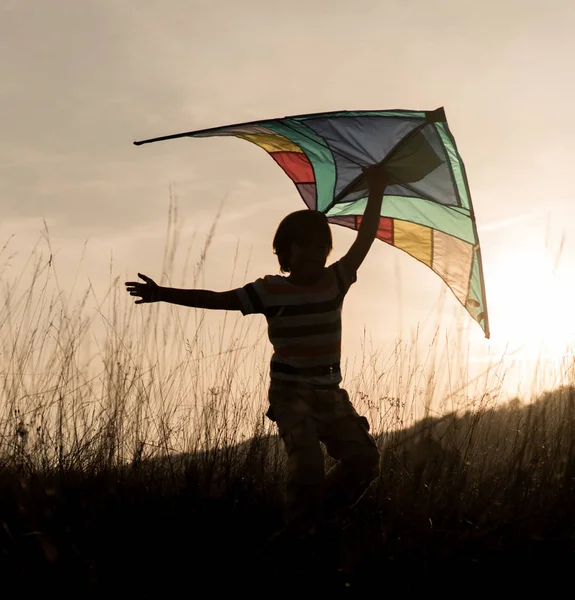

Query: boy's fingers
[{"left": 126, "top": 274, "right": 157, "bottom": 304}]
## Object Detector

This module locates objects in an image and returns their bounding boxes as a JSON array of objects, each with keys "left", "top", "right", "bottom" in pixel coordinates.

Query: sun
[{"left": 486, "top": 242, "right": 575, "bottom": 361}]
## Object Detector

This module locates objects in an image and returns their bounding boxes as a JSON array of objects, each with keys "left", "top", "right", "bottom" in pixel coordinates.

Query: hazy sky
[{"left": 2, "top": 0, "right": 575, "bottom": 401}]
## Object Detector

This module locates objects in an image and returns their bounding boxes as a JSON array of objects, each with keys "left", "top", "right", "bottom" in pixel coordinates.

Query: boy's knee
[{"left": 365, "top": 445, "right": 381, "bottom": 479}]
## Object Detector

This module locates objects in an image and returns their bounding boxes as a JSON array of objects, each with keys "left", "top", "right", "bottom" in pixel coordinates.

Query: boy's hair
[{"left": 272, "top": 210, "right": 333, "bottom": 273}]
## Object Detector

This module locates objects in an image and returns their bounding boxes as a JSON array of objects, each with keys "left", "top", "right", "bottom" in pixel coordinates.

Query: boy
[{"left": 125, "top": 166, "right": 388, "bottom": 541}]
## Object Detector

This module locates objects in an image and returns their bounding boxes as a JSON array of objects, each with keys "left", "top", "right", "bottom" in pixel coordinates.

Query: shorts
[{"left": 266, "top": 380, "right": 369, "bottom": 438}]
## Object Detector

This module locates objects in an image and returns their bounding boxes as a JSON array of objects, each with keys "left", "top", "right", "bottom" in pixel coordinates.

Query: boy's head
[{"left": 273, "top": 210, "right": 333, "bottom": 276}]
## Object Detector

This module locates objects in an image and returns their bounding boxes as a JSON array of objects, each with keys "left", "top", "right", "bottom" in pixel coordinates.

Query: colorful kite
[{"left": 134, "top": 107, "right": 489, "bottom": 338}]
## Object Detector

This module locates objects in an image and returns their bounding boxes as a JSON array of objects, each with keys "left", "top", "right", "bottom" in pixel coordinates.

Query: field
[{"left": 2, "top": 222, "right": 574, "bottom": 595}]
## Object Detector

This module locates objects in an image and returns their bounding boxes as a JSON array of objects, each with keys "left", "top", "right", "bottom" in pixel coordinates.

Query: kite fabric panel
[{"left": 134, "top": 107, "right": 490, "bottom": 338}]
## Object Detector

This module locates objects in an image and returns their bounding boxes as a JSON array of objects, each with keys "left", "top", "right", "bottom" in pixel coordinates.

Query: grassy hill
[{"left": 2, "top": 385, "right": 575, "bottom": 595}]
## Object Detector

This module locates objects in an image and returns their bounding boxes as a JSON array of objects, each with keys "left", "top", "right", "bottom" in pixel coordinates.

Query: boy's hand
[
  {"left": 125, "top": 273, "right": 161, "bottom": 304},
  {"left": 362, "top": 164, "right": 389, "bottom": 195}
]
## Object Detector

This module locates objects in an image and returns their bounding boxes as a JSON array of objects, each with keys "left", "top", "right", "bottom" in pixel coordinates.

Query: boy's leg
[
  {"left": 320, "top": 410, "right": 380, "bottom": 521},
  {"left": 281, "top": 418, "right": 325, "bottom": 537},
  {"left": 318, "top": 413, "right": 380, "bottom": 576}
]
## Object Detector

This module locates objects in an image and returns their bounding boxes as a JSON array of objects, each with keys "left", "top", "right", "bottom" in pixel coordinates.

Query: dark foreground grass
[{"left": 3, "top": 388, "right": 575, "bottom": 596}]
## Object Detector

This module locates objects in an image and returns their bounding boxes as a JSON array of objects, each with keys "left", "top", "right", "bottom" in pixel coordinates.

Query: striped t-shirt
[{"left": 234, "top": 260, "right": 357, "bottom": 386}]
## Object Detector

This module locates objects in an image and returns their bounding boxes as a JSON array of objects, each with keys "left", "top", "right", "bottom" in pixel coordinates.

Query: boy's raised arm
[
  {"left": 125, "top": 273, "right": 242, "bottom": 311},
  {"left": 340, "top": 166, "right": 389, "bottom": 275}
]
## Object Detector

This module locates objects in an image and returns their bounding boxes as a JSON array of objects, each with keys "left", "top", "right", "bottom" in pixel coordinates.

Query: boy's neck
[{"left": 286, "top": 271, "right": 323, "bottom": 286}]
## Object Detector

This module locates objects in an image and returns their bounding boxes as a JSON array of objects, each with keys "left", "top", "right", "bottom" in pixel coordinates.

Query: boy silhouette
[{"left": 125, "top": 166, "right": 388, "bottom": 542}]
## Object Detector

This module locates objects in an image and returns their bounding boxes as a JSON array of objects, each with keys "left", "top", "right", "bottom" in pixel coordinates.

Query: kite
[{"left": 134, "top": 107, "right": 490, "bottom": 338}]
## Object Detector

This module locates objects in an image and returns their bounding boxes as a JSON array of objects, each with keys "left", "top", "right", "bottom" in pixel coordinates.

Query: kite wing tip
[{"left": 425, "top": 107, "right": 446, "bottom": 123}]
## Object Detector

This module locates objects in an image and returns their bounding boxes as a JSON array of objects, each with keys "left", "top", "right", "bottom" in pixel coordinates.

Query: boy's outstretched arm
[
  {"left": 125, "top": 273, "right": 242, "bottom": 310},
  {"left": 340, "top": 166, "right": 389, "bottom": 274}
]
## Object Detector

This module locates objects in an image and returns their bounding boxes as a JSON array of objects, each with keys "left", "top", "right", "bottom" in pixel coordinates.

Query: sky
[{"left": 2, "top": 0, "right": 575, "bottom": 408}]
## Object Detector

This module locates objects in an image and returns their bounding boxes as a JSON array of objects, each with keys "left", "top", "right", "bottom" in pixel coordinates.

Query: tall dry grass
[{"left": 0, "top": 194, "right": 273, "bottom": 473}]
